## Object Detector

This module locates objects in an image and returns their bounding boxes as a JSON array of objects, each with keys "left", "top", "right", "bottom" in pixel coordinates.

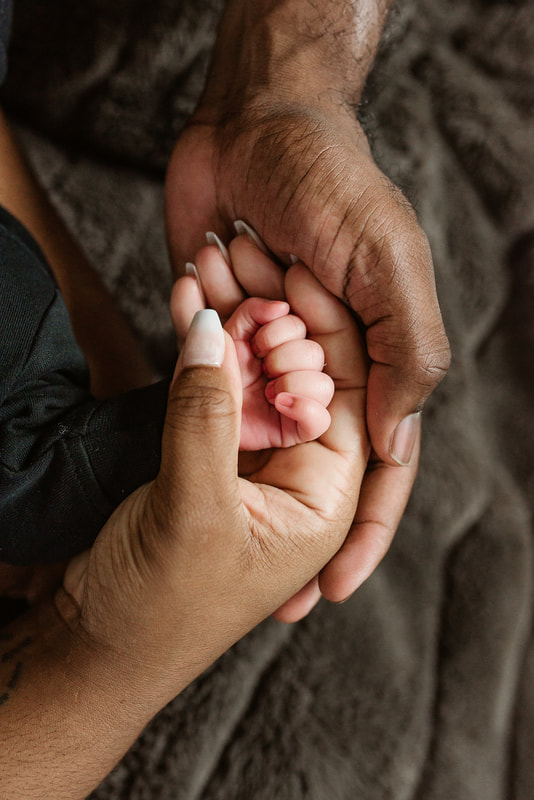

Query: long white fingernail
[
  {"left": 390, "top": 412, "right": 421, "bottom": 465},
  {"left": 185, "top": 262, "right": 206, "bottom": 305},
  {"left": 233, "top": 220, "right": 270, "bottom": 255},
  {"left": 182, "top": 309, "right": 225, "bottom": 367},
  {"left": 206, "top": 231, "right": 231, "bottom": 265}
]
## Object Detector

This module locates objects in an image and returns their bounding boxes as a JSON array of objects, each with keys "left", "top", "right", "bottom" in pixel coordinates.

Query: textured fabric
[
  {"left": 0, "top": 0, "right": 11, "bottom": 85},
  {"left": 2, "top": 0, "right": 534, "bottom": 798},
  {"left": 0, "top": 205, "right": 168, "bottom": 565}
]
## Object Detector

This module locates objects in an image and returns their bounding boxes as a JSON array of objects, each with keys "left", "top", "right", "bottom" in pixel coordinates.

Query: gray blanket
[{"left": 3, "top": 0, "right": 534, "bottom": 797}]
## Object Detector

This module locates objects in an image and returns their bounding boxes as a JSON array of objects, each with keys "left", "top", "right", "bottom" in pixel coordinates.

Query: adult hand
[
  {"left": 165, "top": 0, "right": 450, "bottom": 607},
  {"left": 1, "top": 266, "right": 367, "bottom": 799},
  {"left": 56, "top": 263, "right": 368, "bottom": 716}
]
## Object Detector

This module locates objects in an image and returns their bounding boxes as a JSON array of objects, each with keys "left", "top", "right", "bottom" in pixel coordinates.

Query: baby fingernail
[
  {"left": 185, "top": 262, "right": 206, "bottom": 305},
  {"left": 182, "top": 309, "right": 225, "bottom": 368},
  {"left": 206, "top": 231, "right": 231, "bottom": 265},
  {"left": 233, "top": 220, "right": 270, "bottom": 255},
  {"left": 276, "top": 393, "right": 295, "bottom": 409},
  {"left": 390, "top": 412, "right": 421, "bottom": 466}
]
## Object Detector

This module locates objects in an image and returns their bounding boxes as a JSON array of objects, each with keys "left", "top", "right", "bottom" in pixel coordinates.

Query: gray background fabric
[{"left": 2, "top": 0, "right": 534, "bottom": 797}]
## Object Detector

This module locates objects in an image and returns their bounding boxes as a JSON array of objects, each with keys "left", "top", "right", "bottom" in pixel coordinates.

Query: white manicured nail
[
  {"left": 233, "top": 220, "right": 270, "bottom": 255},
  {"left": 182, "top": 309, "right": 225, "bottom": 368},
  {"left": 206, "top": 232, "right": 230, "bottom": 265},
  {"left": 289, "top": 254, "right": 299, "bottom": 264},
  {"left": 185, "top": 262, "right": 206, "bottom": 305}
]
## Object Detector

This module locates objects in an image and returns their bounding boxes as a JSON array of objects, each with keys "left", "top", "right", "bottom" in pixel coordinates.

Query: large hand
[
  {"left": 56, "top": 264, "right": 369, "bottom": 711},
  {"left": 166, "top": 95, "right": 449, "bottom": 608}
]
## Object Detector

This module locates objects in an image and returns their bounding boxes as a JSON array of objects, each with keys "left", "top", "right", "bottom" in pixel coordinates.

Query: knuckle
[
  {"left": 342, "top": 198, "right": 434, "bottom": 310},
  {"left": 411, "top": 336, "right": 452, "bottom": 389},
  {"left": 380, "top": 176, "right": 419, "bottom": 224},
  {"left": 167, "top": 376, "right": 236, "bottom": 433},
  {"left": 368, "top": 317, "right": 451, "bottom": 392}
]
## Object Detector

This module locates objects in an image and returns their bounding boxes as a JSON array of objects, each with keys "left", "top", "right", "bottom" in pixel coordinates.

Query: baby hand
[
  {"left": 172, "top": 287, "right": 334, "bottom": 451},
  {"left": 224, "top": 296, "right": 333, "bottom": 450}
]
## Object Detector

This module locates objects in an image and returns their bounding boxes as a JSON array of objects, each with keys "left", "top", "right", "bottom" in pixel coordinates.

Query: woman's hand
[{"left": 55, "top": 263, "right": 369, "bottom": 714}]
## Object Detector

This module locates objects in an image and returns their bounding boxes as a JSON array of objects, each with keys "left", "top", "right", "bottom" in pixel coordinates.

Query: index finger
[{"left": 284, "top": 263, "right": 369, "bottom": 457}]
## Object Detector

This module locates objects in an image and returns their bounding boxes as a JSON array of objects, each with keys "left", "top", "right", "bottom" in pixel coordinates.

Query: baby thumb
[{"left": 156, "top": 310, "right": 242, "bottom": 524}]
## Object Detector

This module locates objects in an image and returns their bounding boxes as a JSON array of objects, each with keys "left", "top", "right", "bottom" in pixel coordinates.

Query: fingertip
[
  {"left": 205, "top": 231, "right": 231, "bottom": 265},
  {"left": 272, "top": 578, "right": 322, "bottom": 623},
  {"left": 181, "top": 309, "right": 225, "bottom": 368},
  {"left": 233, "top": 220, "right": 270, "bottom": 255},
  {"left": 318, "top": 549, "right": 371, "bottom": 604},
  {"left": 194, "top": 244, "right": 246, "bottom": 318},
  {"left": 389, "top": 412, "right": 422, "bottom": 466},
  {"left": 274, "top": 394, "right": 332, "bottom": 440},
  {"left": 228, "top": 235, "right": 286, "bottom": 300},
  {"left": 274, "top": 392, "right": 295, "bottom": 411},
  {"left": 259, "top": 299, "right": 291, "bottom": 321},
  {"left": 226, "top": 298, "right": 290, "bottom": 341},
  {"left": 366, "top": 372, "right": 423, "bottom": 468},
  {"left": 170, "top": 275, "right": 206, "bottom": 341},
  {"left": 185, "top": 262, "right": 206, "bottom": 305}
]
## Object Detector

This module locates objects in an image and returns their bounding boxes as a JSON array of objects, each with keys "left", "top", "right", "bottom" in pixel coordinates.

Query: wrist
[
  {"left": 0, "top": 598, "right": 155, "bottom": 799},
  {"left": 198, "top": 0, "right": 392, "bottom": 120}
]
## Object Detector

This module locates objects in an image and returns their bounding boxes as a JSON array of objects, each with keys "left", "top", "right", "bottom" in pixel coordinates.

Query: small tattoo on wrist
[
  {"left": 7, "top": 661, "right": 22, "bottom": 690},
  {"left": 1, "top": 636, "right": 33, "bottom": 663}
]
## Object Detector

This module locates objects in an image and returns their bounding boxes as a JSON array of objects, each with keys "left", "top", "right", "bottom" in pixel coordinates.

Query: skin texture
[
  {"left": 165, "top": 0, "right": 451, "bottom": 609},
  {"left": 0, "top": 265, "right": 370, "bottom": 798},
  {"left": 0, "top": 1, "right": 446, "bottom": 792},
  {"left": 172, "top": 233, "right": 420, "bottom": 616},
  {"left": 173, "top": 275, "right": 335, "bottom": 452}
]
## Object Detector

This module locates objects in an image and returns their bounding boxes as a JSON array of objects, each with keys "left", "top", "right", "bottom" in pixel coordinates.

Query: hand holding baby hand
[
  {"left": 56, "top": 263, "right": 368, "bottom": 714},
  {"left": 172, "top": 283, "right": 334, "bottom": 452}
]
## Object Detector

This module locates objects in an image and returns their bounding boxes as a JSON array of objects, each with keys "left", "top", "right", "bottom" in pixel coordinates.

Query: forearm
[
  {"left": 200, "top": 0, "right": 393, "bottom": 115},
  {"left": 0, "top": 108, "right": 154, "bottom": 397},
  {"left": 0, "top": 598, "right": 156, "bottom": 799}
]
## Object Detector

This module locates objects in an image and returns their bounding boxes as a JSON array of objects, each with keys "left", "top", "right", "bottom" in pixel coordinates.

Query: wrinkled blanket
[{"left": 3, "top": 0, "right": 534, "bottom": 797}]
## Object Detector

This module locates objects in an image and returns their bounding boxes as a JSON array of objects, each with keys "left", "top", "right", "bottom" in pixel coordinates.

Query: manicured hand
[{"left": 57, "top": 263, "right": 369, "bottom": 711}]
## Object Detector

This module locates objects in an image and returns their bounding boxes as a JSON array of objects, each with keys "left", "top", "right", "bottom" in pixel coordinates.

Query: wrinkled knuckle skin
[
  {"left": 166, "top": 380, "right": 236, "bottom": 435},
  {"left": 380, "top": 176, "right": 419, "bottom": 224},
  {"left": 412, "top": 336, "right": 452, "bottom": 391}
]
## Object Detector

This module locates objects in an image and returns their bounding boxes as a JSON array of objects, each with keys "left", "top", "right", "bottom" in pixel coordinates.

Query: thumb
[{"left": 155, "top": 310, "right": 243, "bottom": 525}]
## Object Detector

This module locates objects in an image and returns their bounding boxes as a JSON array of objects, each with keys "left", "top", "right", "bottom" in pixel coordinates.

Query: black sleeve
[
  {"left": 0, "top": 206, "right": 169, "bottom": 565},
  {"left": 0, "top": 0, "right": 12, "bottom": 86}
]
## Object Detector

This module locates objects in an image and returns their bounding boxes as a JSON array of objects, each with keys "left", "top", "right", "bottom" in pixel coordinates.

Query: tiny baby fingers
[
  {"left": 225, "top": 297, "right": 290, "bottom": 341},
  {"left": 275, "top": 394, "right": 332, "bottom": 441},
  {"left": 265, "top": 371, "right": 334, "bottom": 407},
  {"left": 262, "top": 339, "right": 325, "bottom": 379},
  {"left": 251, "top": 314, "right": 307, "bottom": 358}
]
